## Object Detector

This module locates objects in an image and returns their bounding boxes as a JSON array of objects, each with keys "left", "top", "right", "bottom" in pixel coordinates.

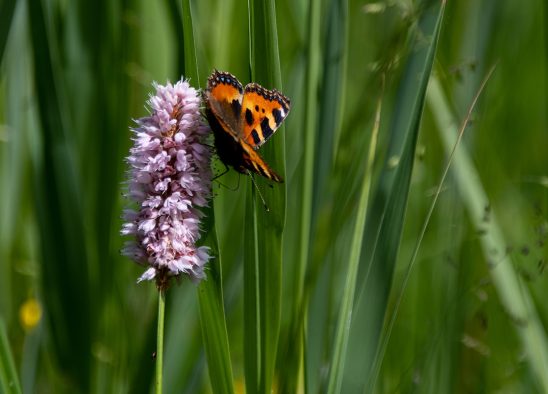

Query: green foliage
[
  {"left": 1, "top": 0, "right": 547, "bottom": 393},
  {"left": 0, "top": 319, "right": 22, "bottom": 394}
]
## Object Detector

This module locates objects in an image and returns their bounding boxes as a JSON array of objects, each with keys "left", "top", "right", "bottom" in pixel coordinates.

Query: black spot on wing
[
  {"left": 272, "top": 108, "right": 284, "bottom": 126},
  {"left": 251, "top": 129, "right": 261, "bottom": 145},
  {"left": 231, "top": 99, "right": 242, "bottom": 118},
  {"left": 245, "top": 108, "right": 254, "bottom": 126},
  {"left": 260, "top": 117, "right": 273, "bottom": 140}
]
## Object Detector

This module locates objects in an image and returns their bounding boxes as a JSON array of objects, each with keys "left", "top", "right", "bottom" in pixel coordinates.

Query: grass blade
[
  {"left": 0, "top": 319, "right": 22, "bottom": 394},
  {"left": 0, "top": 0, "right": 17, "bottom": 64},
  {"left": 371, "top": 64, "right": 497, "bottom": 389},
  {"left": 27, "top": 0, "right": 91, "bottom": 390},
  {"left": 311, "top": 0, "right": 347, "bottom": 219},
  {"left": 245, "top": 1, "right": 286, "bottom": 392},
  {"left": 181, "top": 0, "right": 199, "bottom": 84},
  {"left": 179, "top": 2, "right": 234, "bottom": 391},
  {"left": 198, "top": 259, "right": 235, "bottom": 394},
  {"left": 428, "top": 73, "right": 548, "bottom": 393},
  {"left": 302, "top": 1, "right": 348, "bottom": 392},
  {"left": 277, "top": 0, "right": 322, "bottom": 391},
  {"left": 326, "top": 79, "right": 383, "bottom": 394},
  {"left": 342, "top": 2, "right": 446, "bottom": 392},
  {"left": 166, "top": 0, "right": 185, "bottom": 76},
  {"left": 198, "top": 213, "right": 235, "bottom": 394},
  {"left": 243, "top": 198, "right": 260, "bottom": 393}
]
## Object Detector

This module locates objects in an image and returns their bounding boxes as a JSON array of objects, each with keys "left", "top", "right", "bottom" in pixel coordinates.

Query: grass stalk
[
  {"left": 155, "top": 291, "right": 166, "bottom": 394},
  {"left": 0, "top": 319, "right": 22, "bottom": 394},
  {"left": 326, "top": 79, "right": 384, "bottom": 394},
  {"left": 245, "top": 1, "right": 285, "bottom": 392},
  {"left": 428, "top": 71, "right": 548, "bottom": 393}
]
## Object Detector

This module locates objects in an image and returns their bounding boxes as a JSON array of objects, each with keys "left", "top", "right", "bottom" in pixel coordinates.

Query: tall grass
[{"left": 1, "top": 0, "right": 547, "bottom": 393}]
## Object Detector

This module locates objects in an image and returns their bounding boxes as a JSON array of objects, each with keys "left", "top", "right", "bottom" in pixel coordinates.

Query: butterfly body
[{"left": 204, "top": 70, "right": 290, "bottom": 183}]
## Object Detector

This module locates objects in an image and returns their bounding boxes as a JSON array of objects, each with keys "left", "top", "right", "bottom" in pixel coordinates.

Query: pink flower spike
[{"left": 121, "top": 79, "right": 212, "bottom": 290}]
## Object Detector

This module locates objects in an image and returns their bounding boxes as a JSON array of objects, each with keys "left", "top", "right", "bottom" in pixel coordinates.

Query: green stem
[{"left": 156, "top": 290, "right": 166, "bottom": 393}]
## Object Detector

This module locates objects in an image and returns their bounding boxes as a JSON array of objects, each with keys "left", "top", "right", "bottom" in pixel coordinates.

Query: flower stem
[{"left": 156, "top": 290, "right": 166, "bottom": 393}]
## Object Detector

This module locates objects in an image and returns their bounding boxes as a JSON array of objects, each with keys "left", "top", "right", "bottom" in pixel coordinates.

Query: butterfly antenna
[{"left": 247, "top": 171, "right": 269, "bottom": 212}]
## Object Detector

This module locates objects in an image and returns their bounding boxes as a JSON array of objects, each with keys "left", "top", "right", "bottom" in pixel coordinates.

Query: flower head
[{"left": 121, "top": 79, "right": 212, "bottom": 289}]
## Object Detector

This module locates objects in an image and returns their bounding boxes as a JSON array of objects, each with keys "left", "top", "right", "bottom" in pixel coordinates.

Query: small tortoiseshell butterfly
[{"left": 204, "top": 70, "right": 290, "bottom": 183}]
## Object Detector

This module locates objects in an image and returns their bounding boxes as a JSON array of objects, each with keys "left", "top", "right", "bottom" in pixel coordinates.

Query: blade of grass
[
  {"left": 198, "top": 231, "right": 235, "bottom": 394},
  {"left": 342, "top": 2, "right": 446, "bottom": 391},
  {"left": 75, "top": 0, "right": 133, "bottom": 305},
  {"left": 0, "top": 319, "right": 22, "bottom": 394},
  {"left": 1, "top": 1, "right": 29, "bottom": 322},
  {"left": 326, "top": 78, "right": 383, "bottom": 394},
  {"left": 0, "top": 0, "right": 17, "bottom": 64},
  {"left": 277, "top": 0, "right": 321, "bottom": 391},
  {"left": 27, "top": 0, "right": 91, "bottom": 390},
  {"left": 302, "top": 1, "right": 348, "bottom": 392},
  {"left": 181, "top": 0, "right": 199, "bottom": 84},
  {"left": 3, "top": 8, "right": 43, "bottom": 391},
  {"left": 20, "top": 321, "right": 43, "bottom": 394},
  {"left": 428, "top": 72, "right": 548, "bottom": 393},
  {"left": 370, "top": 64, "right": 497, "bottom": 389},
  {"left": 181, "top": 2, "right": 234, "bottom": 391},
  {"left": 212, "top": 0, "right": 235, "bottom": 68},
  {"left": 311, "top": 0, "right": 347, "bottom": 220},
  {"left": 166, "top": 0, "right": 185, "bottom": 76},
  {"left": 243, "top": 197, "right": 261, "bottom": 393},
  {"left": 155, "top": 291, "right": 166, "bottom": 393},
  {"left": 197, "top": 211, "right": 234, "bottom": 394},
  {"left": 296, "top": 0, "right": 321, "bottom": 306},
  {"left": 245, "top": 1, "right": 286, "bottom": 392},
  {"left": 163, "top": 288, "right": 207, "bottom": 392}
]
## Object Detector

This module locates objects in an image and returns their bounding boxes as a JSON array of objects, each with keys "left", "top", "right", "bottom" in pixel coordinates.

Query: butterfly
[{"left": 204, "top": 70, "right": 290, "bottom": 183}]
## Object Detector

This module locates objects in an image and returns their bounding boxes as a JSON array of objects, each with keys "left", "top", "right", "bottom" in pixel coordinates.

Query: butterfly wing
[
  {"left": 240, "top": 83, "right": 290, "bottom": 149},
  {"left": 239, "top": 140, "right": 283, "bottom": 182},
  {"left": 205, "top": 70, "right": 244, "bottom": 140}
]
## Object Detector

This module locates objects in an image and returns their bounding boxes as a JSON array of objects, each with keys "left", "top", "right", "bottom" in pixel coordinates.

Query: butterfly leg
[
  {"left": 212, "top": 162, "right": 242, "bottom": 191},
  {"left": 212, "top": 161, "right": 230, "bottom": 181}
]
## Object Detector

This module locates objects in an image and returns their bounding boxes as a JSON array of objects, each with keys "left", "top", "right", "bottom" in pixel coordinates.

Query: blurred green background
[{"left": 1, "top": 0, "right": 547, "bottom": 393}]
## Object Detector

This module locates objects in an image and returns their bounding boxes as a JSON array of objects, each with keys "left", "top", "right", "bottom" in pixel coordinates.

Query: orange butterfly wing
[
  {"left": 204, "top": 70, "right": 244, "bottom": 140},
  {"left": 240, "top": 83, "right": 291, "bottom": 149},
  {"left": 239, "top": 142, "right": 283, "bottom": 182}
]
